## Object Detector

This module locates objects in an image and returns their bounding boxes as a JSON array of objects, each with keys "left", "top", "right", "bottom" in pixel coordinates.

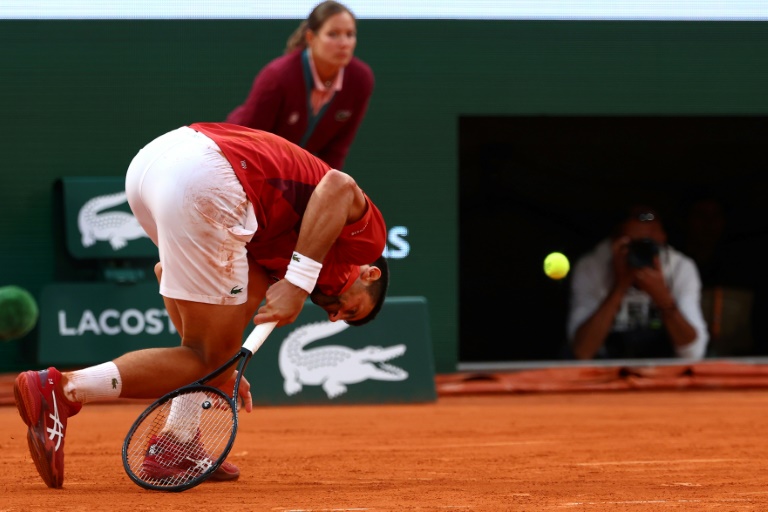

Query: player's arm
[
  {"left": 253, "top": 170, "right": 367, "bottom": 327},
  {"left": 633, "top": 256, "right": 698, "bottom": 350},
  {"left": 293, "top": 169, "right": 367, "bottom": 261},
  {"left": 655, "top": 303, "right": 698, "bottom": 349},
  {"left": 571, "top": 237, "right": 634, "bottom": 360},
  {"left": 571, "top": 288, "right": 626, "bottom": 360}
]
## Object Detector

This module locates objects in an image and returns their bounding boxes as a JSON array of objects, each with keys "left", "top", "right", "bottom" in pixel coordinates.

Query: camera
[{"left": 627, "top": 238, "right": 659, "bottom": 268}]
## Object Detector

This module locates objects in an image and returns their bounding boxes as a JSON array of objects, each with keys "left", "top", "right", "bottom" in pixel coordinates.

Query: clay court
[{"left": 3, "top": 373, "right": 768, "bottom": 511}]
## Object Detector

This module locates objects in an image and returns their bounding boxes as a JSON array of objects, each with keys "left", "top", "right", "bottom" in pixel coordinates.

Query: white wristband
[{"left": 284, "top": 252, "right": 322, "bottom": 294}]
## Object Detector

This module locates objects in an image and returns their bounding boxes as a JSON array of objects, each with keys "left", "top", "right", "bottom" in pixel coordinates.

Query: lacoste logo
[
  {"left": 47, "top": 392, "right": 65, "bottom": 450},
  {"left": 279, "top": 321, "right": 409, "bottom": 399},
  {"left": 112, "top": 378, "right": 118, "bottom": 389},
  {"left": 292, "top": 253, "right": 301, "bottom": 262},
  {"left": 335, "top": 110, "right": 352, "bottom": 122},
  {"left": 230, "top": 286, "right": 243, "bottom": 295},
  {"left": 78, "top": 192, "right": 149, "bottom": 250}
]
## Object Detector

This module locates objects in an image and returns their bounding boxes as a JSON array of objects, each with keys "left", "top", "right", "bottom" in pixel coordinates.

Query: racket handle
[{"left": 242, "top": 321, "right": 277, "bottom": 354}]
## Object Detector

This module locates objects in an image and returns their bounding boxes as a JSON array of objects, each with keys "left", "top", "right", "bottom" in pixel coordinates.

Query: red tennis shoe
[
  {"left": 209, "top": 460, "right": 240, "bottom": 481},
  {"left": 14, "top": 367, "right": 82, "bottom": 488},
  {"left": 141, "top": 432, "right": 240, "bottom": 483}
]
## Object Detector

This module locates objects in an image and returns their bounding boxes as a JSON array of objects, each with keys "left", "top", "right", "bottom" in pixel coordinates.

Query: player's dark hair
[
  {"left": 346, "top": 255, "right": 389, "bottom": 327},
  {"left": 285, "top": 1, "right": 355, "bottom": 54}
]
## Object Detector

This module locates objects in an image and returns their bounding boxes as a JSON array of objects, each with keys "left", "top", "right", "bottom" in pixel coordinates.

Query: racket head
[{"left": 122, "top": 384, "right": 238, "bottom": 492}]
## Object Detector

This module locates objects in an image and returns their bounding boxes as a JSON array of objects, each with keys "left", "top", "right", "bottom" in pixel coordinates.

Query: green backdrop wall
[{"left": 2, "top": 20, "right": 768, "bottom": 372}]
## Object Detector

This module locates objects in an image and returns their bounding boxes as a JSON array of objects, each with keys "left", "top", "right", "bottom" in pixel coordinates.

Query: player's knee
[{"left": 184, "top": 341, "right": 239, "bottom": 385}]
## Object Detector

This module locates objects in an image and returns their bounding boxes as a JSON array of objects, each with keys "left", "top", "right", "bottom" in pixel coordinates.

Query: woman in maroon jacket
[{"left": 226, "top": 1, "right": 374, "bottom": 171}]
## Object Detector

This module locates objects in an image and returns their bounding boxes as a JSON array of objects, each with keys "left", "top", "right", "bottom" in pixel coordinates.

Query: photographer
[{"left": 566, "top": 205, "right": 708, "bottom": 360}]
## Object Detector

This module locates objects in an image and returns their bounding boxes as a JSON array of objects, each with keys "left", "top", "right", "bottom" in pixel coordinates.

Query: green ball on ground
[{"left": 0, "top": 285, "right": 39, "bottom": 341}]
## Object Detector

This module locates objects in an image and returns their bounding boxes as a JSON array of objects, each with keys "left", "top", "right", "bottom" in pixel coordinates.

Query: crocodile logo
[
  {"left": 278, "top": 321, "right": 408, "bottom": 399},
  {"left": 78, "top": 192, "right": 148, "bottom": 250}
]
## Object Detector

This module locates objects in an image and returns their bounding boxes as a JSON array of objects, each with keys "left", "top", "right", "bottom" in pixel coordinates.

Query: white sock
[
  {"left": 63, "top": 362, "right": 122, "bottom": 404},
  {"left": 163, "top": 393, "right": 205, "bottom": 443}
]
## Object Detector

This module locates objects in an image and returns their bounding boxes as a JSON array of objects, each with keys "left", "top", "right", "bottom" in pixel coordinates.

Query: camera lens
[{"left": 627, "top": 238, "right": 658, "bottom": 268}]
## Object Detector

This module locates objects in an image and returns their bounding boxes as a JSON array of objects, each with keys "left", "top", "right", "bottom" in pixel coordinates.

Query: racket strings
[{"left": 124, "top": 388, "right": 235, "bottom": 489}]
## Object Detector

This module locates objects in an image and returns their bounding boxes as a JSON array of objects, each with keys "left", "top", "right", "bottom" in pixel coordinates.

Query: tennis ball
[
  {"left": 0, "top": 285, "right": 39, "bottom": 341},
  {"left": 543, "top": 252, "right": 570, "bottom": 280}
]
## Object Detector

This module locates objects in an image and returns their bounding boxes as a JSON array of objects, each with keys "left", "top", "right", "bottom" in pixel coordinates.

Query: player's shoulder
[
  {"left": 347, "top": 56, "right": 373, "bottom": 74},
  {"left": 260, "top": 50, "right": 303, "bottom": 77},
  {"left": 346, "top": 57, "right": 375, "bottom": 87},
  {"left": 571, "top": 239, "right": 611, "bottom": 276},
  {"left": 582, "top": 238, "right": 612, "bottom": 263},
  {"left": 663, "top": 245, "right": 698, "bottom": 273}
]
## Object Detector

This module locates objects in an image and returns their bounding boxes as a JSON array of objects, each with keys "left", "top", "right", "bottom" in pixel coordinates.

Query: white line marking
[
  {"left": 563, "top": 500, "right": 672, "bottom": 506},
  {"left": 274, "top": 508, "right": 475, "bottom": 511},
  {"left": 275, "top": 509, "right": 369, "bottom": 511},
  {"left": 563, "top": 499, "right": 752, "bottom": 507},
  {"left": 440, "top": 441, "right": 551, "bottom": 448},
  {"left": 365, "top": 441, "right": 552, "bottom": 450},
  {"left": 576, "top": 458, "right": 741, "bottom": 466}
]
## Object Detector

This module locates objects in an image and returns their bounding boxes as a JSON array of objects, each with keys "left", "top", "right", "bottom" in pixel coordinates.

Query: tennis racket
[{"left": 121, "top": 321, "right": 277, "bottom": 492}]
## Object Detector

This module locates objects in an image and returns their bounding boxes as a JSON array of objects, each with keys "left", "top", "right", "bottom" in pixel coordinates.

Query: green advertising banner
[
  {"left": 39, "top": 282, "right": 436, "bottom": 404},
  {"left": 39, "top": 282, "right": 179, "bottom": 365},
  {"left": 244, "top": 297, "right": 436, "bottom": 405}
]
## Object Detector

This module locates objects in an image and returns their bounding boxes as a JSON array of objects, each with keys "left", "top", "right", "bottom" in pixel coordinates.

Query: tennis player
[{"left": 14, "top": 122, "right": 389, "bottom": 488}]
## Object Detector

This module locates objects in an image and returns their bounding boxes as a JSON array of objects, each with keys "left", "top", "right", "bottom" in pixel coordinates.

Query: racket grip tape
[{"left": 242, "top": 321, "right": 277, "bottom": 354}]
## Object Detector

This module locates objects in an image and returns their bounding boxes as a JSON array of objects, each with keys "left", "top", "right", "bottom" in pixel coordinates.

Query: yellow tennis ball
[{"left": 544, "top": 252, "right": 570, "bottom": 280}]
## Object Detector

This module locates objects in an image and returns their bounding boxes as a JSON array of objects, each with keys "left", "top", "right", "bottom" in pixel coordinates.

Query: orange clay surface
[{"left": 2, "top": 390, "right": 768, "bottom": 511}]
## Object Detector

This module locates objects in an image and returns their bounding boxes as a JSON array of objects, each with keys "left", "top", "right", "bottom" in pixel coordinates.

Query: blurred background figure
[
  {"left": 675, "top": 190, "right": 759, "bottom": 357},
  {"left": 680, "top": 195, "right": 728, "bottom": 287},
  {"left": 565, "top": 205, "right": 708, "bottom": 360},
  {"left": 675, "top": 190, "right": 748, "bottom": 288},
  {"left": 226, "top": 1, "right": 374, "bottom": 171}
]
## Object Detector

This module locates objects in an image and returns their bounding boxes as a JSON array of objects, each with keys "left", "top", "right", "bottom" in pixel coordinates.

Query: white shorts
[{"left": 125, "top": 126, "right": 258, "bottom": 305}]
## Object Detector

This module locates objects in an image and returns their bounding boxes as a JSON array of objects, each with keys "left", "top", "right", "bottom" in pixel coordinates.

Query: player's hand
[
  {"left": 632, "top": 254, "right": 671, "bottom": 306},
  {"left": 253, "top": 279, "right": 308, "bottom": 328},
  {"left": 238, "top": 372, "right": 253, "bottom": 413},
  {"left": 220, "top": 370, "right": 253, "bottom": 413},
  {"left": 611, "top": 236, "right": 634, "bottom": 291}
]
